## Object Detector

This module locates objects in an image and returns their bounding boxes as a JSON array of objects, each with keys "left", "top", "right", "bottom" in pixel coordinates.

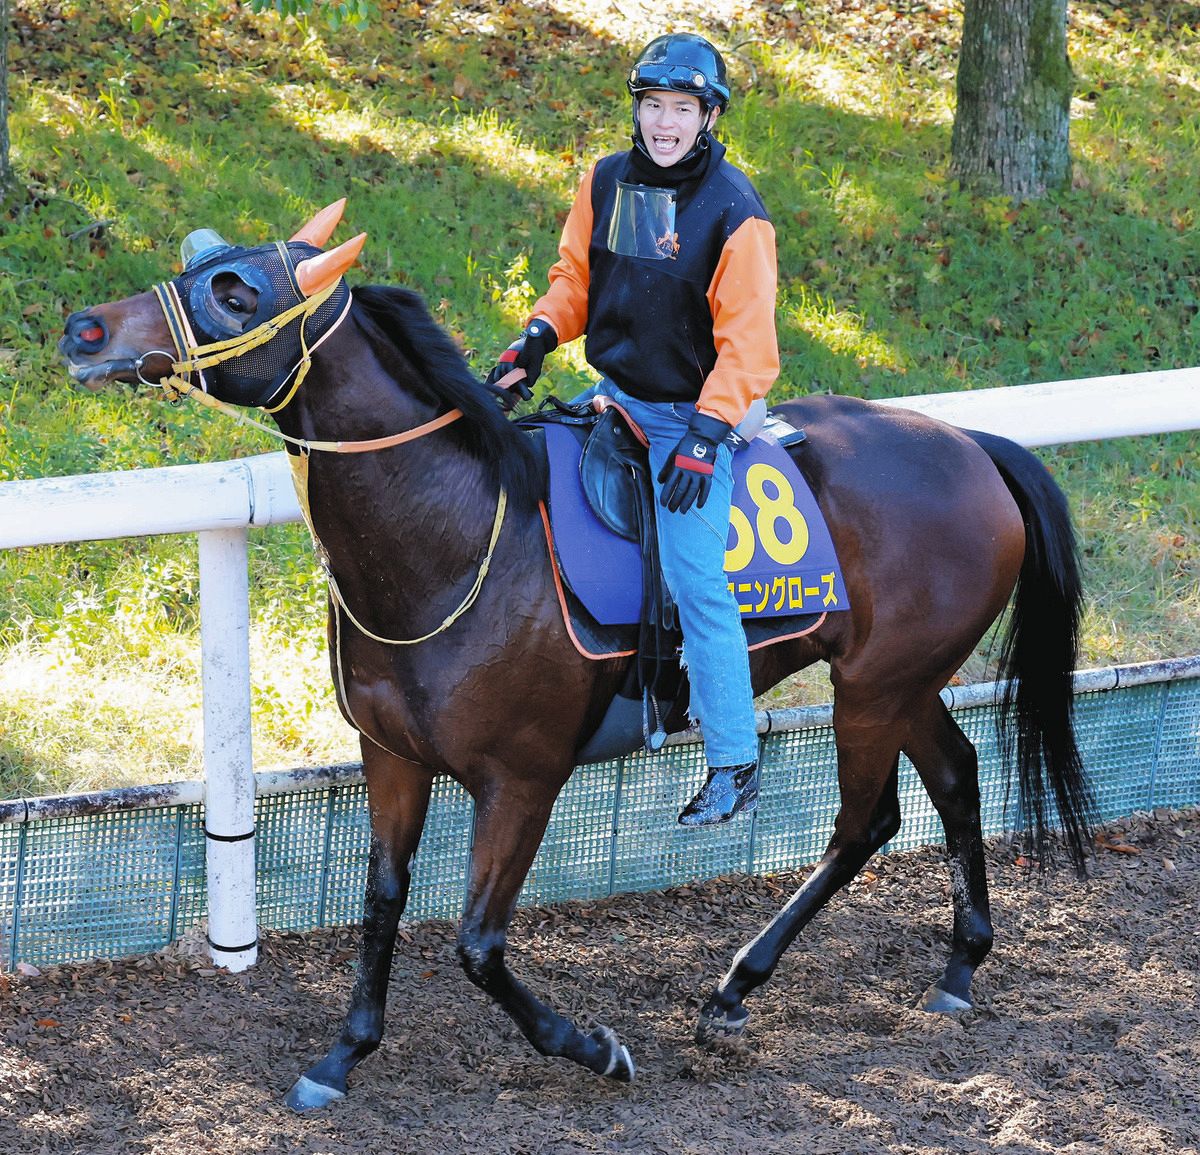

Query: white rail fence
[{"left": 1, "top": 367, "right": 1198, "bottom": 971}]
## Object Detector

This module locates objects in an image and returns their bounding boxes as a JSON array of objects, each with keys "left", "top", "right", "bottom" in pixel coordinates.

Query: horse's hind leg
[
  {"left": 285, "top": 747, "right": 434, "bottom": 1111},
  {"left": 903, "top": 697, "right": 994, "bottom": 1012},
  {"left": 697, "top": 713, "right": 904, "bottom": 1044},
  {"left": 457, "top": 779, "right": 635, "bottom": 1081}
]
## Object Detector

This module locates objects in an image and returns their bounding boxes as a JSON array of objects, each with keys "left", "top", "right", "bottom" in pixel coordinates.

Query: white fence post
[{"left": 198, "top": 527, "right": 258, "bottom": 972}]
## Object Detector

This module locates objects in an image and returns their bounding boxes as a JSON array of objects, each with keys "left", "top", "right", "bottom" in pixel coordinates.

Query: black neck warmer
[{"left": 623, "top": 134, "right": 724, "bottom": 216}]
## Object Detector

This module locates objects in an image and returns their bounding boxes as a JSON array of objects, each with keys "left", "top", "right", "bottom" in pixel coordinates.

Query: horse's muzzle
[{"left": 59, "top": 312, "right": 171, "bottom": 389}]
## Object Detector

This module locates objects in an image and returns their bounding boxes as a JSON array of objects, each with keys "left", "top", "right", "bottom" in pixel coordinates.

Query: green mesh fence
[{"left": 3, "top": 676, "right": 1197, "bottom": 969}]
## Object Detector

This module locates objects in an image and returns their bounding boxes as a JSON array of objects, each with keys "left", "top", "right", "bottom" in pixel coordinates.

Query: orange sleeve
[
  {"left": 698, "top": 216, "right": 780, "bottom": 428},
  {"left": 528, "top": 165, "right": 595, "bottom": 344}
]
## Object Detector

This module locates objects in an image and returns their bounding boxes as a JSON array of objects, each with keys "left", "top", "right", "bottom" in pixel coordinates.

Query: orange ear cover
[
  {"left": 289, "top": 198, "right": 348, "bottom": 248},
  {"left": 294, "top": 232, "right": 367, "bottom": 297}
]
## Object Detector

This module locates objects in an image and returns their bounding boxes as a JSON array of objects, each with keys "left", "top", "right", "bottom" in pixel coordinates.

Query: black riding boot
[{"left": 677, "top": 761, "right": 759, "bottom": 826}]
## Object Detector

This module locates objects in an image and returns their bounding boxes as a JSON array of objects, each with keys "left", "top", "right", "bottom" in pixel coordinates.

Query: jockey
[{"left": 489, "top": 33, "right": 780, "bottom": 825}]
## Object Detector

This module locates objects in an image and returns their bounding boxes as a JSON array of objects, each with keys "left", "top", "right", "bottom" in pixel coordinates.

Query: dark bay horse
[{"left": 59, "top": 204, "right": 1094, "bottom": 1110}]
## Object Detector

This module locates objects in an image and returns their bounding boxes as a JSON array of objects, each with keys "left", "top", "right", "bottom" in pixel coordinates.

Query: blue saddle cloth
[{"left": 542, "top": 422, "right": 850, "bottom": 629}]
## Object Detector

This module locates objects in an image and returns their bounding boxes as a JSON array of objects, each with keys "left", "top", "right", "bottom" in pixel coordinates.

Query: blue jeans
[{"left": 591, "top": 381, "right": 759, "bottom": 767}]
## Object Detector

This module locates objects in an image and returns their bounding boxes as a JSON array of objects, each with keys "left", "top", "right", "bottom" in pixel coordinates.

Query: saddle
[
  {"left": 580, "top": 401, "right": 656, "bottom": 538},
  {"left": 520, "top": 396, "right": 683, "bottom": 746}
]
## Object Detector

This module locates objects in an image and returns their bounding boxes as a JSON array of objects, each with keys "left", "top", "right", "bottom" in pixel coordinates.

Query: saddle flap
[{"left": 578, "top": 405, "right": 649, "bottom": 542}]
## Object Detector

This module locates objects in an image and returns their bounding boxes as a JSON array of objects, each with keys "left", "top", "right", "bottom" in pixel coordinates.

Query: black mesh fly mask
[{"left": 153, "top": 238, "right": 352, "bottom": 410}]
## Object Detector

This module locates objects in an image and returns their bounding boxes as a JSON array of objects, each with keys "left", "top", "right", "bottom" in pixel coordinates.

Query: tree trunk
[
  {"left": 951, "top": 0, "right": 1072, "bottom": 199},
  {"left": 1, "top": 0, "right": 15, "bottom": 199}
]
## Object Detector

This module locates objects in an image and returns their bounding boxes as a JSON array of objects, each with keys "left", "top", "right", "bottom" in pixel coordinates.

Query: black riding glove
[
  {"left": 657, "top": 411, "right": 733, "bottom": 514},
  {"left": 485, "top": 319, "right": 558, "bottom": 403}
]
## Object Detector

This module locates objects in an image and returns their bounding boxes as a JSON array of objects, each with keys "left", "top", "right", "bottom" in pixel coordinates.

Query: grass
[{"left": 0, "top": 0, "right": 1197, "bottom": 795}]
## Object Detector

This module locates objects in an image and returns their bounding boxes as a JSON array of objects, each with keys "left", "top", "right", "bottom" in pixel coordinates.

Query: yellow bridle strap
[
  {"left": 263, "top": 275, "right": 349, "bottom": 413},
  {"left": 153, "top": 273, "right": 340, "bottom": 398},
  {"left": 149, "top": 257, "right": 504, "bottom": 656},
  {"left": 324, "top": 485, "right": 508, "bottom": 646}
]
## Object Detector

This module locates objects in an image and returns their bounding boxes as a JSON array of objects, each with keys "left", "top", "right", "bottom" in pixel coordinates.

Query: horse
[{"left": 59, "top": 202, "right": 1094, "bottom": 1110}]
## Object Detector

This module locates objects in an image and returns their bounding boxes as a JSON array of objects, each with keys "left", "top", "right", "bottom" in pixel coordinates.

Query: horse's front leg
[
  {"left": 697, "top": 710, "right": 904, "bottom": 1045},
  {"left": 285, "top": 746, "right": 433, "bottom": 1111},
  {"left": 457, "top": 778, "right": 635, "bottom": 1081}
]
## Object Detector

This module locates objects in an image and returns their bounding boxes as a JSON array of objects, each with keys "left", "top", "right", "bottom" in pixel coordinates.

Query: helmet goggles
[{"left": 630, "top": 63, "right": 713, "bottom": 96}]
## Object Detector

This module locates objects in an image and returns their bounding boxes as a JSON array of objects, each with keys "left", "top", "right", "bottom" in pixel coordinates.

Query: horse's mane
[{"left": 351, "top": 284, "right": 544, "bottom": 510}]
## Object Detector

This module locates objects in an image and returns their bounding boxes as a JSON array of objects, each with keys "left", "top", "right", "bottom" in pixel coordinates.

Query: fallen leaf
[
  {"left": 1162, "top": 857, "right": 1176, "bottom": 872},
  {"left": 36, "top": 1018, "right": 61, "bottom": 1028},
  {"left": 1096, "top": 834, "right": 1141, "bottom": 855}
]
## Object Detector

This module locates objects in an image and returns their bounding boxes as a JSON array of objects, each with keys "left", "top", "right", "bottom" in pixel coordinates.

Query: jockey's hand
[
  {"left": 484, "top": 319, "right": 558, "bottom": 402},
  {"left": 658, "top": 411, "right": 732, "bottom": 514}
]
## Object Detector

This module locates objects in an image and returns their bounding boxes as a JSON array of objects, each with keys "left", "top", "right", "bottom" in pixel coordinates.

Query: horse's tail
[{"left": 964, "top": 429, "right": 1096, "bottom": 875}]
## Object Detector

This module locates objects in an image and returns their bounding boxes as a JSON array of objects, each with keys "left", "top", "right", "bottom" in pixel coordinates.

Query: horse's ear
[
  {"left": 295, "top": 232, "right": 367, "bottom": 297},
  {"left": 290, "top": 198, "right": 348, "bottom": 248}
]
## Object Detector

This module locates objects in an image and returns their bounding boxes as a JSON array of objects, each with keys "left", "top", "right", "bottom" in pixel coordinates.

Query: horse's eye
[{"left": 223, "top": 295, "right": 249, "bottom": 314}]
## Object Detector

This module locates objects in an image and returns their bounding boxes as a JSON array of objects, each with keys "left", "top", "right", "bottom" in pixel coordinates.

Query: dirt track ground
[{"left": 2, "top": 808, "right": 1198, "bottom": 1155}]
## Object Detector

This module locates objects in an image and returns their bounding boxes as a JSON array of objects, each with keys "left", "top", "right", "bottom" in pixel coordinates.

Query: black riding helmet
[
  {"left": 627, "top": 33, "right": 730, "bottom": 111},
  {"left": 627, "top": 34, "right": 730, "bottom": 165}
]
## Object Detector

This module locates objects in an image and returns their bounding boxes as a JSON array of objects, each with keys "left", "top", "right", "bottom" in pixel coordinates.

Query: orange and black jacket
[{"left": 530, "top": 139, "right": 780, "bottom": 429}]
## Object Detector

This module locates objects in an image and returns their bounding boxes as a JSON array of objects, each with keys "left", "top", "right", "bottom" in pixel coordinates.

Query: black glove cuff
[
  {"left": 686, "top": 411, "right": 733, "bottom": 443},
  {"left": 524, "top": 319, "right": 558, "bottom": 352}
]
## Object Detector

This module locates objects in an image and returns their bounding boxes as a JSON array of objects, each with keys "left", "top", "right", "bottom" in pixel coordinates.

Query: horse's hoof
[
  {"left": 589, "top": 1025, "right": 635, "bottom": 1082},
  {"left": 918, "top": 984, "right": 973, "bottom": 1015},
  {"left": 284, "top": 1074, "right": 346, "bottom": 1112},
  {"left": 695, "top": 1001, "right": 750, "bottom": 1046}
]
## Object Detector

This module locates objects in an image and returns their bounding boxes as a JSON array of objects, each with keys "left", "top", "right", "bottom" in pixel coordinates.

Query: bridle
[
  {"left": 145, "top": 268, "right": 531, "bottom": 455},
  {"left": 141, "top": 259, "right": 525, "bottom": 647},
  {"left": 147, "top": 261, "right": 433, "bottom": 452}
]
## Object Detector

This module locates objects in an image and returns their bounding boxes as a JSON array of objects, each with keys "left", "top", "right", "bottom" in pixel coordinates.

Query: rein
[
  {"left": 156, "top": 379, "right": 466, "bottom": 454},
  {"left": 149, "top": 274, "right": 463, "bottom": 454}
]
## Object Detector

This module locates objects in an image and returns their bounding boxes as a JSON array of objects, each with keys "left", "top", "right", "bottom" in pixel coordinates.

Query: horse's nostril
[{"left": 66, "top": 312, "right": 108, "bottom": 353}]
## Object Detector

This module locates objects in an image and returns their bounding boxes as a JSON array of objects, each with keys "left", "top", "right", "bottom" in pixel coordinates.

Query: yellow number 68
[{"left": 724, "top": 463, "right": 810, "bottom": 573}]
